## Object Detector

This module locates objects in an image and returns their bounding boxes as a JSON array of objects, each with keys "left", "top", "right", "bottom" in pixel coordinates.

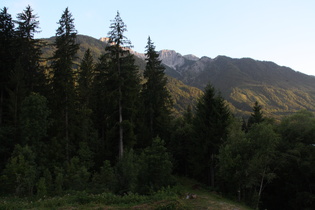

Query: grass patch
[{"left": 0, "top": 178, "right": 251, "bottom": 210}]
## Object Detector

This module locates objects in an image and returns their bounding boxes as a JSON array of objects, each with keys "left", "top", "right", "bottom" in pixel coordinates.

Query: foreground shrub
[{"left": 137, "top": 137, "right": 175, "bottom": 194}]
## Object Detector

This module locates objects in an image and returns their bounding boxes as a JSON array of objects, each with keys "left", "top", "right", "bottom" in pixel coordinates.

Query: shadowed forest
[{"left": 1, "top": 6, "right": 315, "bottom": 209}]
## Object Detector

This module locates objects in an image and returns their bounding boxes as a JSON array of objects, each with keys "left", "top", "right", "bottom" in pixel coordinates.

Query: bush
[
  {"left": 36, "top": 177, "right": 47, "bottom": 198},
  {"left": 64, "top": 156, "right": 91, "bottom": 191},
  {"left": 1, "top": 144, "right": 37, "bottom": 196},
  {"left": 91, "top": 160, "right": 115, "bottom": 193},
  {"left": 137, "top": 137, "right": 174, "bottom": 194},
  {"left": 114, "top": 149, "right": 139, "bottom": 194}
]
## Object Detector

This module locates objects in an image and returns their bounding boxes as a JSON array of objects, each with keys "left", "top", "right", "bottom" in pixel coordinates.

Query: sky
[{"left": 2, "top": 0, "right": 315, "bottom": 76}]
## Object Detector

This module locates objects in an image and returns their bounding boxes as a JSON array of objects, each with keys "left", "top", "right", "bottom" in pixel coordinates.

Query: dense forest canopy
[{"left": 1, "top": 6, "right": 315, "bottom": 209}]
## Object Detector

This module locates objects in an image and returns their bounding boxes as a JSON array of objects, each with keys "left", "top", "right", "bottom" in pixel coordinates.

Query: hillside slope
[
  {"left": 158, "top": 50, "right": 315, "bottom": 117},
  {"left": 41, "top": 35, "right": 315, "bottom": 118},
  {"left": 39, "top": 35, "right": 201, "bottom": 115}
]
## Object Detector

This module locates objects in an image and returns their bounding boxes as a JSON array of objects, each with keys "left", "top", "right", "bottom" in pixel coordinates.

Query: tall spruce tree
[
  {"left": 76, "top": 48, "right": 97, "bottom": 167},
  {"left": 0, "top": 8, "right": 15, "bottom": 171},
  {"left": 191, "top": 84, "right": 231, "bottom": 187},
  {"left": 140, "top": 37, "right": 172, "bottom": 146},
  {"left": 0, "top": 8, "right": 16, "bottom": 166},
  {"left": 50, "top": 7, "right": 79, "bottom": 162},
  {"left": 14, "top": 5, "right": 40, "bottom": 39},
  {"left": 7, "top": 6, "right": 43, "bottom": 144},
  {"left": 0, "top": 7, "right": 15, "bottom": 126},
  {"left": 90, "top": 54, "right": 112, "bottom": 164},
  {"left": 14, "top": 5, "right": 43, "bottom": 93},
  {"left": 105, "top": 11, "right": 140, "bottom": 159},
  {"left": 78, "top": 49, "right": 94, "bottom": 106}
]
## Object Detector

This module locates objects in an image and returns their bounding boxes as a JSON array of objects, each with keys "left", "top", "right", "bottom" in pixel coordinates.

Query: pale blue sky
[{"left": 2, "top": 0, "right": 315, "bottom": 75}]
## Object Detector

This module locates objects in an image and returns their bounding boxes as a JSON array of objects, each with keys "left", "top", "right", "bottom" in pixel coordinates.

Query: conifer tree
[
  {"left": 78, "top": 49, "right": 94, "bottom": 106},
  {"left": 14, "top": 5, "right": 40, "bottom": 39},
  {"left": 137, "top": 137, "right": 173, "bottom": 194},
  {"left": 247, "top": 101, "right": 264, "bottom": 129},
  {"left": 105, "top": 11, "right": 140, "bottom": 158},
  {"left": 0, "top": 8, "right": 17, "bottom": 170},
  {"left": 50, "top": 7, "right": 79, "bottom": 162},
  {"left": 0, "top": 7, "right": 15, "bottom": 126},
  {"left": 75, "top": 49, "right": 97, "bottom": 166},
  {"left": 191, "top": 84, "right": 231, "bottom": 187},
  {"left": 20, "top": 93, "right": 50, "bottom": 151},
  {"left": 140, "top": 37, "right": 172, "bottom": 146},
  {"left": 90, "top": 55, "right": 112, "bottom": 163},
  {"left": 169, "top": 105, "right": 194, "bottom": 176},
  {"left": 7, "top": 59, "right": 26, "bottom": 142},
  {"left": 6, "top": 6, "right": 43, "bottom": 144},
  {"left": 14, "top": 5, "right": 44, "bottom": 93}
]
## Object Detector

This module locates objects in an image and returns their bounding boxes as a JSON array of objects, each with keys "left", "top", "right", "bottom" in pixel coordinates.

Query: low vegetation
[{"left": 0, "top": 178, "right": 251, "bottom": 210}]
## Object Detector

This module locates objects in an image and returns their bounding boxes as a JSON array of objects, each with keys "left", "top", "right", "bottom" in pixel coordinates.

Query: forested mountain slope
[
  {"left": 158, "top": 50, "right": 315, "bottom": 117},
  {"left": 40, "top": 35, "right": 201, "bottom": 115},
  {"left": 41, "top": 35, "right": 315, "bottom": 118}
]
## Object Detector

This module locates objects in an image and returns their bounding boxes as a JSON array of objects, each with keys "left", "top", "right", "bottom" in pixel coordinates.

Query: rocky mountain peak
[{"left": 158, "top": 50, "right": 187, "bottom": 69}]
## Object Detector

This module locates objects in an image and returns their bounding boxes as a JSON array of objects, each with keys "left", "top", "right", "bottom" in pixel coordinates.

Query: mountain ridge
[
  {"left": 126, "top": 44, "right": 315, "bottom": 118},
  {"left": 42, "top": 35, "right": 315, "bottom": 118},
  {"left": 154, "top": 51, "right": 315, "bottom": 117}
]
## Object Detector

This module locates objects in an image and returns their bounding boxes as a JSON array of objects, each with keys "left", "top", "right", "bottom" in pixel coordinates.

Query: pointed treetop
[
  {"left": 146, "top": 36, "right": 156, "bottom": 52},
  {"left": 107, "top": 11, "right": 132, "bottom": 49},
  {"left": 15, "top": 5, "right": 40, "bottom": 39},
  {"left": 0, "top": 7, "right": 15, "bottom": 36},
  {"left": 145, "top": 36, "right": 161, "bottom": 62},
  {"left": 56, "top": 7, "right": 77, "bottom": 37}
]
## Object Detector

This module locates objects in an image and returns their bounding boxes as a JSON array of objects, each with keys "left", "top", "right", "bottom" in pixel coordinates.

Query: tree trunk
[
  {"left": 0, "top": 89, "right": 3, "bottom": 125},
  {"left": 238, "top": 185, "right": 241, "bottom": 201},
  {"left": 150, "top": 105, "right": 154, "bottom": 139},
  {"left": 65, "top": 95, "right": 69, "bottom": 162},
  {"left": 210, "top": 153, "right": 215, "bottom": 187},
  {"left": 118, "top": 53, "right": 123, "bottom": 159},
  {"left": 257, "top": 167, "right": 266, "bottom": 209},
  {"left": 118, "top": 85, "right": 123, "bottom": 159}
]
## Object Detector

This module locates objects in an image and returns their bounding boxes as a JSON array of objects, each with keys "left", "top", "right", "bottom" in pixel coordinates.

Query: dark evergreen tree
[
  {"left": 14, "top": 5, "right": 44, "bottom": 93},
  {"left": 50, "top": 7, "right": 79, "bottom": 162},
  {"left": 4, "top": 6, "right": 44, "bottom": 151},
  {"left": 169, "top": 105, "right": 194, "bottom": 176},
  {"left": 113, "top": 149, "right": 139, "bottom": 194},
  {"left": 76, "top": 49, "right": 97, "bottom": 169},
  {"left": 247, "top": 101, "right": 264, "bottom": 129},
  {"left": 140, "top": 37, "right": 172, "bottom": 146},
  {"left": 137, "top": 137, "right": 174, "bottom": 194},
  {"left": 20, "top": 92, "right": 50, "bottom": 170},
  {"left": 104, "top": 11, "right": 140, "bottom": 159},
  {"left": 90, "top": 54, "right": 113, "bottom": 164},
  {"left": 78, "top": 49, "right": 94, "bottom": 106},
  {"left": 0, "top": 8, "right": 17, "bottom": 169},
  {"left": 91, "top": 160, "right": 115, "bottom": 193},
  {"left": 0, "top": 7, "right": 15, "bottom": 126},
  {"left": 7, "top": 59, "right": 26, "bottom": 143},
  {"left": 14, "top": 5, "right": 40, "bottom": 39},
  {"left": 190, "top": 84, "right": 231, "bottom": 187}
]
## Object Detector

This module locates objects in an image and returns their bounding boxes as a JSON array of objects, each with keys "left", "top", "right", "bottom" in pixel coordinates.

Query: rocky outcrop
[{"left": 158, "top": 50, "right": 187, "bottom": 69}]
